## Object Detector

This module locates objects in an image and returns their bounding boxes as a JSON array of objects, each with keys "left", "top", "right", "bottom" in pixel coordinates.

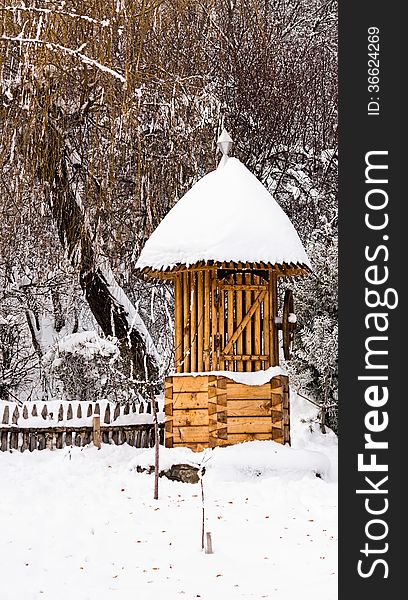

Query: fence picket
[
  {"left": 2, "top": 406, "right": 9, "bottom": 425},
  {"left": 12, "top": 406, "right": 19, "bottom": 424}
]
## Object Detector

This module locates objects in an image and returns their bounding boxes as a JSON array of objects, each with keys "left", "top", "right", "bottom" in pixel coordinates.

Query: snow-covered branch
[
  {"left": 0, "top": 5, "right": 111, "bottom": 28},
  {"left": 0, "top": 36, "right": 126, "bottom": 83}
]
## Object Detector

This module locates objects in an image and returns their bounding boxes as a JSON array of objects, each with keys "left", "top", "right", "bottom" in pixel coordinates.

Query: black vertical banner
[{"left": 339, "top": 2, "right": 405, "bottom": 598}]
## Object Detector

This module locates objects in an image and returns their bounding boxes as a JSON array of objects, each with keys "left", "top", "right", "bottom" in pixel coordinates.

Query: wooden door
[{"left": 214, "top": 270, "right": 275, "bottom": 372}]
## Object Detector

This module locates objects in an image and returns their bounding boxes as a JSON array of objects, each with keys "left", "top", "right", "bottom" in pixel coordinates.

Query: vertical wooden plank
[
  {"left": 190, "top": 271, "right": 197, "bottom": 372},
  {"left": 254, "top": 274, "right": 262, "bottom": 370},
  {"left": 45, "top": 432, "right": 53, "bottom": 450},
  {"left": 1, "top": 431, "right": 8, "bottom": 452},
  {"left": 270, "top": 271, "right": 279, "bottom": 366},
  {"left": 204, "top": 271, "right": 211, "bottom": 371},
  {"left": 227, "top": 278, "right": 234, "bottom": 371},
  {"left": 183, "top": 271, "right": 190, "bottom": 372},
  {"left": 218, "top": 282, "right": 225, "bottom": 370},
  {"left": 22, "top": 431, "right": 30, "bottom": 452},
  {"left": 236, "top": 273, "right": 243, "bottom": 371},
  {"left": 10, "top": 430, "right": 19, "bottom": 451},
  {"left": 211, "top": 271, "right": 218, "bottom": 370},
  {"left": 174, "top": 274, "right": 183, "bottom": 373},
  {"left": 84, "top": 429, "right": 92, "bottom": 446},
  {"left": 29, "top": 433, "right": 37, "bottom": 452},
  {"left": 2, "top": 406, "right": 9, "bottom": 425},
  {"left": 37, "top": 430, "right": 45, "bottom": 450},
  {"left": 136, "top": 428, "right": 143, "bottom": 448},
  {"left": 263, "top": 272, "right": 270, "bottom": 369},
  {"left": 244, "top": 273, "right": 253, "bottom": 372},
  {"left": 283, "top": 376, "right": 291, "bottom": 445},
  {"left": 197, "top": 271, "right": 204, "bottom": 372},
  {"left": 128, "top": 429, "right": 135, "bottom": 446},
  {"left": 12, "top": 406, "right": 19, "bottom": 424}
]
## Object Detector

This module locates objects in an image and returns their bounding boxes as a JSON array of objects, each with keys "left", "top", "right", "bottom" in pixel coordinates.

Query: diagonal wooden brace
[{"left": 222, "top": 290, "right": 266, "bottom": 354}]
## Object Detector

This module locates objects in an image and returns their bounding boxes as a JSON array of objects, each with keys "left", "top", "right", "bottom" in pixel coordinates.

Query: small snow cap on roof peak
[{"left": 217, "top": 128, "right": 233, "bottom": 156}]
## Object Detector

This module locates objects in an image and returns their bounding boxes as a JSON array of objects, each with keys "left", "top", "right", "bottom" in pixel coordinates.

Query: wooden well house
[{"left": 136, "top": 131, "right": 310, "bottom": 451}]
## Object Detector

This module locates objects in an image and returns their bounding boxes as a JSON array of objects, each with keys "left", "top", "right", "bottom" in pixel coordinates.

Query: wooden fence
[{"left": 0, "top": 400, "right": 164, "bottom": 452}]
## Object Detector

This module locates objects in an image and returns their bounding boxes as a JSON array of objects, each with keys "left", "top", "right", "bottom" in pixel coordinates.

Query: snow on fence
[{"left": 0, "top": 400, "right": 164, "bottom": 452}]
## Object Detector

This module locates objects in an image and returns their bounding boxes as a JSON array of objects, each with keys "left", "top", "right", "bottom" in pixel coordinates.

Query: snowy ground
[{"left": 0, "top": 393, "right": 337, "bottom": 600}]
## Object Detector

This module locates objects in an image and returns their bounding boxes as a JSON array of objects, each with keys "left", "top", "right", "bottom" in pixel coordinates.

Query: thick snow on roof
[{"left": 136, "top": 157, "right": 310, "bottom": 271}]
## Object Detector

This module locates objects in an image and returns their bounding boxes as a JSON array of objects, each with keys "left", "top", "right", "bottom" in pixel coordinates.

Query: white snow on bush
[
  {"left": 135, "top": 157, "right": 311, "bottom": 271},
  {"left": 43, "top": 330, "right": 119, "bottom": 367}
]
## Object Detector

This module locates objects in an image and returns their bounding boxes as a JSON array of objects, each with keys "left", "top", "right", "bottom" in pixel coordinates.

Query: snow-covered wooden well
[{"left": 136, "top": 131, "right": 310, "bottom": 451}]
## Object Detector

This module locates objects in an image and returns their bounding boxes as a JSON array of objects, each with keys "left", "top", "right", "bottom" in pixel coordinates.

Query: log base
[{"left": 164, "top": 373, "right": 290, "bottom": 451}]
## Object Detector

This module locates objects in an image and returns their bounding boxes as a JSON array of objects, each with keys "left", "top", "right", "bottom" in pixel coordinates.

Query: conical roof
[{"left": 135, "top": 157, "right": 310, "bottom": 273}]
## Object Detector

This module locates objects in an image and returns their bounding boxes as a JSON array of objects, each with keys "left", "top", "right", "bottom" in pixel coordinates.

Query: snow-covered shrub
[
  {"left": 285, "top": 229, "right": 338, "bottom": 432},
  {"left": 43, "top": 331, "right": 135, "bottom": 403}
]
